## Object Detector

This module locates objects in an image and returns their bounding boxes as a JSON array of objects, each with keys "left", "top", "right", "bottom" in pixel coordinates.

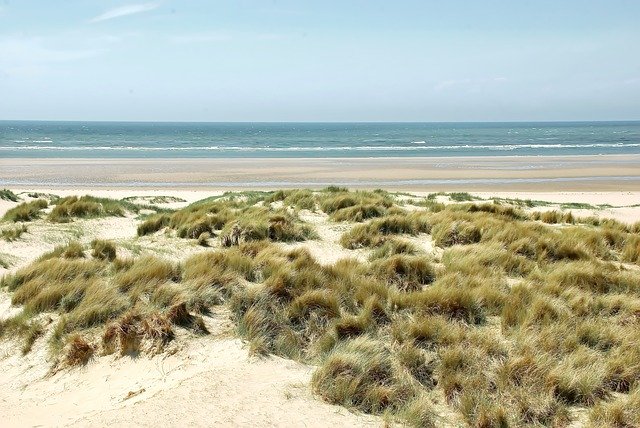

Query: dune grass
[
  {"left": 427, "top": 191, "right": 477, "bottom": 202},
  {"left": 340, "top": 212, "right": 432, "bottom": 249},
  {"left": 2, "top": 189, "right": 640, "bottom": 426},
  {"left": 137, "top": 195, "right": 317, "bottom": 245},
  {"left": 0, "top": 242, "right": 212, "bottom": 359},
  {"left": 0, "top": 312, "right": 44, "bottom": 355},
  {"left": 91, "top": 239, "right": 117, "bottom": 261},
  {"left": 0, "top": 189, "right": 19, "bottom": 202},
  {"left": 48, "top": 195, "right": 137, "bottom": 222},
  {"left": 1, "top": 224, "right": 28, "bottom": 242},
  {"left": 2, "top": 199, "right": 48, "bottom": 222},
  {"left": 122, "top": 195, "right": 186, "bottom": 204}
]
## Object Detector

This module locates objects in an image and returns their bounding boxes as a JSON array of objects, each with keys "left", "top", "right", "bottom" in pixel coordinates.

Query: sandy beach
[
  {"left": 2, "top": 154, "right": 640, "bottom": 191},
  {"left": 1, "top": 138, "right": 640, "bottom": 428},
  {"left": 1, "top": 150, "right": 640, "bottom": 428}
]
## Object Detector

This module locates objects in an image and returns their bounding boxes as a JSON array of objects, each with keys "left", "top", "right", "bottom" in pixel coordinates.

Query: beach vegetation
[
  {"left": 64, "top": 334, "right": 95, "bottom": 366},
  {"left": 2, "top": 199, "right": 48, "bottom": 222},
  {"left": 2, "top": 189, "right": 640, "bottom": 426},
  {"left": 46, "top": 195, "right": 171, "bottom": 223},
  {"left": 0, "top": 313, "right": 44, "bottom": 355},
  {"left": 138, "top": 196, "right": 317, "bottom": 244},
  {"left": 340, "top": 212, "right": 431, "bottom": 249},
  {"left": 368, "top": 238, "right": 420, "bottom": 260},
  {"left": 0, "top": 189, "right": 19, "bottom": 202},
  {"left": 1, "top": 224, "right": 28, "bottom": 241},
  {"left": 122, "top": 195, "right": 186, "bottom": 204},
  {"left": 318, "top": 189, "right": 396, "bottom": 222},
  {"left": 447, "top": 192, "right": 476, "bottom": 202},
  {"left": 91, "top": 239, "right": 117, "bottom": 261},
  {"left": 37, "top": 241, "right": 86, "bottom": 261},
  {"left": 531, "top": 209, "right": 575, "bottom": 224},
  {"left": 48, "top": 195, "right": 131, "bottom": 222},
  {"left": 587, "top": 386, "right": 640, "bottom": 427},
  {"left": 137, "top": 214, "right": 170, "bottom": 236}
]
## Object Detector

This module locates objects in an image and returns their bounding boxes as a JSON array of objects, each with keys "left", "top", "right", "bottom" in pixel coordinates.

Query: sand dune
[{"left": 1, "top": 188, "right": 640, "bottom": 427}]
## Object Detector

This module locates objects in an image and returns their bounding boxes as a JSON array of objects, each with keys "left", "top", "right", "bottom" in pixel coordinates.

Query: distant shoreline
[{"left": 2, "top": 154, "right": 639, "bottom": 191}]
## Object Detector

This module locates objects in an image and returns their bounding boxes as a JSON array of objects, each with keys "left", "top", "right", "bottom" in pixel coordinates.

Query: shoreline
[{"left": 2, "top": 154, "right": 639, "bottom": 191}]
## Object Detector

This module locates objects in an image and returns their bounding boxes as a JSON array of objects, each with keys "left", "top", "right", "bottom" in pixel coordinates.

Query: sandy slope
[
  {"left": 0, "top": 307, "right": 382, "bottom": 428},
  {"left": 0, "top": 190, "right": 387, "bottom": 428}
]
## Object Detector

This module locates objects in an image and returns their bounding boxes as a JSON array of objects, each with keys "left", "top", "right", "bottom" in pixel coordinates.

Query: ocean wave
[{"left": 1, "top": 142, "right": 640, "bottom": 152}]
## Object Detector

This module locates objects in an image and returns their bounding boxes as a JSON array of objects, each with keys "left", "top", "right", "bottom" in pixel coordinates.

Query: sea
[{"left": 0, "top": 121, "right": 639, "bottom": 159}]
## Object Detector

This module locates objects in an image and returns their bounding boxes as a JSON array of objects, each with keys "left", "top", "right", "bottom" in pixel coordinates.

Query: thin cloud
[{"left": 89, "top": 3, "right": 159, "bottom": 23}]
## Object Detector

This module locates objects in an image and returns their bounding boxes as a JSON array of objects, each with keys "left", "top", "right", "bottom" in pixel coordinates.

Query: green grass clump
[
  {"left": 0, "top": 313, "right": 44, "bottom": 355},
  {"left": 431, "top": 219, "right": 482, "bottom": 247},
  {"left": 531, "top": 210, "right": 575, "bottom": 224},
  {"left": 587, "top": 386, "right": 640, "bottom": 427},
  {"left": 561, "top": 201, "right": 598, "bottom": 209},
  {"left": 122, "top": 195, "right": 186, "bottom": 204},
  {"left": 448, "top": 192, "right": 476, "bottom": 202},
  {"left": 318, "top": 190, "right": 395, "bottom": 222},
  {"left": 37, "top": 241, "right": 85, "bottom": 261},
  {"left": 220, "top": 208, "right": 317, "bottom": 245},
  {"left": 312, "top": 337, "right": 416, "bottom": 414},
  {"left": 1, "top": 224, "right": 28, "bottom": 241},
  {"left": 2, "top": 199, "right": 48, "bottom": 222},
  {"left": 0, "top": 189, "right": 19, "bottom": 202},
  {"left": 368, "top": 238, "right": 420, "bottom": 260},
  {"left": 266, "top": 189, "right": 317, "bottom": 210},
  {"left": 443, "top": 243, "right": 534, "bottom": 277},
  {"left": 91, "top": 239, "right": 116, "bottom": 261},
  {"left": 622, "top": 235, "right": 640, "bottom": 264},
  {"left": 340, "top": 212, "right": 431, "bottom": 249},
  {"left": 427, "top": 192, "right": 476, "bottom": 202},
  {"left": 372, "top": 255, "right": 435, "bottom": 291},
  {"left": 137, "top": 214, "right": 170, "bottom": 236},
  {"left": 48, "top": 195, "right": 140, "bottom": 222},
  {"left": 137, "top": 195, "right": 316, "bottom": 244}
]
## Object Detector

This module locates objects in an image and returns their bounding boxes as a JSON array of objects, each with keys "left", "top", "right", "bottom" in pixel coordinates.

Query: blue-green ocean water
[{"left": 1, "top": 121, "right": 639, "bottom": 158}]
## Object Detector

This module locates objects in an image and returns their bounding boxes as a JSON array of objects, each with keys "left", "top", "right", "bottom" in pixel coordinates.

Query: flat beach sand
[{"left": 2, "top": 154, "right": 640, "bottom": 190}]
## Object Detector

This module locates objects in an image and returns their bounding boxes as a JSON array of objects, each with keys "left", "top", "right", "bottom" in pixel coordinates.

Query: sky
[{"left": 0, "top": 0, "right": 639, "bottom": 122}]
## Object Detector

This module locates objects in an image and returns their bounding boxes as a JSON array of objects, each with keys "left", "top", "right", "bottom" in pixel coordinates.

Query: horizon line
[{"left": 1, "top": 119, "right": 640, "bottom": 124}]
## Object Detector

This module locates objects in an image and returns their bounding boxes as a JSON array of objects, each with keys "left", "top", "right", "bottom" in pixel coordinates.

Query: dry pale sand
[
  {"left": 2, "top": 154, "right": 640, "bottom": 191},
  {"left": 1, "top": 187, "right": 640, "bottom": 427},
  {"left": 0, "top": 306, "right": 382, "bottom": 428}
]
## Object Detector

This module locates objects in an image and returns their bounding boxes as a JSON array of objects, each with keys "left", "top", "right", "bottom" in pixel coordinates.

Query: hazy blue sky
[{"left": 0, "top": 0, "right": 639, "bottom": 121}]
